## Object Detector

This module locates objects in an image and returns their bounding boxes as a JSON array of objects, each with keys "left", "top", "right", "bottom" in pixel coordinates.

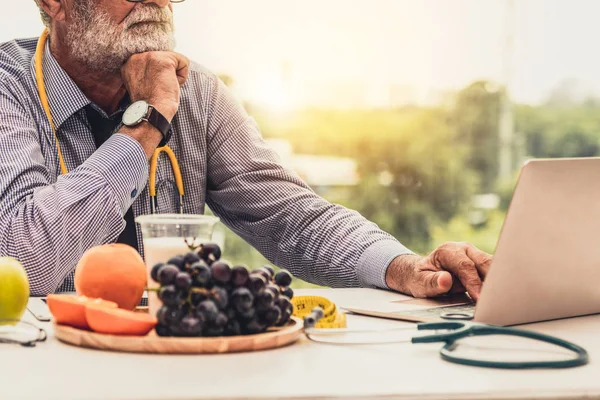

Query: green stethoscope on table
[{"left": 302, "top": 308, "right": 590, "bottom": 369}]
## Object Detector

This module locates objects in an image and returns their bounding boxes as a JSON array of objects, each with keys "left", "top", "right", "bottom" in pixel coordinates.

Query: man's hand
[
  {"left": 385, "top": 242, "right": 493, "bottom": 301},
  {"left": 120, "top": 51, "right": 190, "bottom": 122},
  {"left": 119, "top": 52, "right": 190, "bottom": 158}
]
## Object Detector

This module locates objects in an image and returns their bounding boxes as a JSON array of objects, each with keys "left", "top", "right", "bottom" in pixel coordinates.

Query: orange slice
[
  {"left": 85, "top": 306, "right": 157, "bottom": 336},
  {"left": 47, "top": 294, "right": 117, "bottom": 330}
]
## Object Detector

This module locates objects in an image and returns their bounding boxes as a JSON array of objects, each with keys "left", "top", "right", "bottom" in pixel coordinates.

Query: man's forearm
[
  {"left": 0, "top": 134, "right": 148, "bottom": 295},
  {"left": 120, "top": 121, "right": 163, "bottom": 160},
  {"left": 209, "top": 184, "right": 414, "bottom": 289}
]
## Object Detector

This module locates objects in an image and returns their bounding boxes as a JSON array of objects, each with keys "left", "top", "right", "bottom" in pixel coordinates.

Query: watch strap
[{"left": 147, "top": 106, "right": 172, "bottom": 147}]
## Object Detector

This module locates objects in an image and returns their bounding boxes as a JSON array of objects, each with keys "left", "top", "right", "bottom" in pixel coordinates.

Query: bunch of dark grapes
[{"left": 150, "top": 243, "right": 295, "bottom": 338}]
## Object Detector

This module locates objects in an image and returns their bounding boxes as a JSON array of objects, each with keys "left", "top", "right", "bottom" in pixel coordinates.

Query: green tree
[
  {"left": 515, "top": 105, "right": 600, "bottom": 159},
  {"left": 451, "top": 81, "right": 503, "bottom": 193},
  {"left": 252, "top": 106, "right": 477, "bottom": 254}
]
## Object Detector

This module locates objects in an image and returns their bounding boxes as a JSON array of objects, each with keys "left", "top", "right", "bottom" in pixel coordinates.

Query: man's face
[{"left": 63, "top": 0, "right": 175, "bottom": 73}]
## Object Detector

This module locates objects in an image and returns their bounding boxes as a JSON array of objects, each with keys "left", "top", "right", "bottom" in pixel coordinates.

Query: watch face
[{"left": 122, "top": 100, "right": 149, "bottom": 126}]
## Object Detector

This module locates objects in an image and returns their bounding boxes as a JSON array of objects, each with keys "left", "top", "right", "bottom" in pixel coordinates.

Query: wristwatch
[{"left": 122, "top": 100, "right": 172, "bottom": 147}]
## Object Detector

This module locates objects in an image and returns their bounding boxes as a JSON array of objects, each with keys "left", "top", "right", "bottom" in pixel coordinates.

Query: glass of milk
[{"left": 135, "top": 213, "right": 221, "bottom": 316}]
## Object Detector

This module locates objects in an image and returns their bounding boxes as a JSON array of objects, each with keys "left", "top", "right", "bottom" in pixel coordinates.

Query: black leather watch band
[{"left": 147, "top": 106, "right": 172, "bottom": 147}]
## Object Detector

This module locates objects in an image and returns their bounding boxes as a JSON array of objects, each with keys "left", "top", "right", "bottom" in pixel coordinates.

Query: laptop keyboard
[{"left": 392, "top": 303, "right": 476, "bottom": 320}]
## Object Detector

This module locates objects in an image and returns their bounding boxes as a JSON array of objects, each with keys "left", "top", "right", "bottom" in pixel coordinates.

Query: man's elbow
[
  {"left": 28, "top": 279, "right": 61, "bottom": 297},
  {"left": 1, "top": 225, "right": 67, "bottom": 297},
  {"left": 0, "top": 252, "right": 63, "bottom": 297}
]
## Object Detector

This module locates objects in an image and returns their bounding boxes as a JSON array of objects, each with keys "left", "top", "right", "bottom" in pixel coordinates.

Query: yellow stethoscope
[{"left": 34, "top": 29, "right": 184, "bottom": 214}]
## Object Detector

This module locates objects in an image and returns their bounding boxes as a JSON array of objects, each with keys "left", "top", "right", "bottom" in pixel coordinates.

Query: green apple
[{"left": 0, "top": 257, "right": 30, "bottom": 323}]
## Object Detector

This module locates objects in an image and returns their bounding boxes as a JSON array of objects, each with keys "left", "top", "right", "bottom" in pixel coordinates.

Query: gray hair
[{"left": 33, "top": 0, "right": 52, "bottom": 28}]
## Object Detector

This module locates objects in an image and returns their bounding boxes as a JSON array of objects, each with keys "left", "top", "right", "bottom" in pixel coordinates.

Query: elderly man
[{"left": 0, "top": 0, "right": 491, "bottom": 300}]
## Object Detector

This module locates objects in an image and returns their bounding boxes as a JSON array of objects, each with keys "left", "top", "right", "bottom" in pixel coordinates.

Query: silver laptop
[{"left": 343, "top": 157, "right": 600, "bottom": 326}]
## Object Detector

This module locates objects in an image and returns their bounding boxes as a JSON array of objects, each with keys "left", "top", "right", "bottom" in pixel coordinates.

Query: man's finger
[
  {"left": 435, "top": 249, "right": 482, "bottom": 301},
  {"left": 411, "top": 270, "right": 453, "bottom": 298},
  {"left": 466, "top": 244, "right": 493, "bottom": 278},
  {"left": 448, "top": 276, "right": 466, "bottom": 294},
  {"left": 171, "top": 53, "right": 190, "bottom": 86}
]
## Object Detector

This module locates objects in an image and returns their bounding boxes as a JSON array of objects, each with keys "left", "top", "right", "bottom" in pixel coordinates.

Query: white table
[{"left": 3, "top": 288, "right": 600, "bottom": 400}]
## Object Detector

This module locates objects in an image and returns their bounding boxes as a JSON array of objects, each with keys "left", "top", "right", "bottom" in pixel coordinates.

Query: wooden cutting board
[{"left": 54, "top": 317, "right": 304, "bottom": 354}]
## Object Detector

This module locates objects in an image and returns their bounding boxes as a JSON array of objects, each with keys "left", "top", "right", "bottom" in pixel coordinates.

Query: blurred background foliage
[{"left": 209, "top": 78, "right": 600, "bottom": 288}]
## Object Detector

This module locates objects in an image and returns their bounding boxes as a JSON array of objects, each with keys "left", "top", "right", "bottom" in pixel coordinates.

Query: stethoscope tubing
[
  {"left": 437, "top": 325, "right": 589, "bottom": 369},
  {"left": 304, "top": 321, "right": 589, "bottom": 369}
]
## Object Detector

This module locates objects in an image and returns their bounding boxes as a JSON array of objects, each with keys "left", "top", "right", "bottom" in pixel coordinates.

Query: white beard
[{"left": 65, "top": 2, "right": 176, "bottom": 73}]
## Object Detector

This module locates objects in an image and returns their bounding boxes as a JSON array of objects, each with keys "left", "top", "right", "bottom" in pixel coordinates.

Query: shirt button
[{"left": 131, "top": 189, "right": 137, "bottom": 198}]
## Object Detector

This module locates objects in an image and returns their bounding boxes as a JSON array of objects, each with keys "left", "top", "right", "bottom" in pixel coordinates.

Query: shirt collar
[{"left": 32, "top": 40, "right": 91, "bottom": 130}]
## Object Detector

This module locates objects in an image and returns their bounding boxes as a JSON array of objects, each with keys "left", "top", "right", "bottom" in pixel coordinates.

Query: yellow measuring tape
[{"left": 291, "top": 295, "right": 347, "bottom": 328}]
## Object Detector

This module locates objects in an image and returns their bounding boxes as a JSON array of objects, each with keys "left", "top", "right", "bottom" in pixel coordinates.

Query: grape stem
[
  {"left": 190, "top": 287, "right": 210, "bottom": 296},
  {"left": 184, "top": 236, "right": 203, "bottom": 252},
  {"left": 145, "top": 287, "right": 160, "bottom": 292},
  {"left": 187, "top": 287, "right": 211, "bottom": 307}
]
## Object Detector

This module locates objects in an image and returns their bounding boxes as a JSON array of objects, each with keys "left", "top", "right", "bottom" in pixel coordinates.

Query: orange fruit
[
  {"left": 85, "top": 306, "right": 157, "bottom": 336},
  {"left": 46, "top": 294, "right": 117, "bottom": 330},
  {"left": 75, "top": 243, "right": 147, "bottom": 310}
]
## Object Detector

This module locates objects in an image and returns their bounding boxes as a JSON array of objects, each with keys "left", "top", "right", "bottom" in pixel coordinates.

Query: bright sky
[{"left": 3, "top": 0, "right": 600, "bottom": 107}]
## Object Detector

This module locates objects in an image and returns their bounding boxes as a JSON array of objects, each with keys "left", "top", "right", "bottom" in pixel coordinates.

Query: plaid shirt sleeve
[
  {"left": 203, "top": 75, "right": 414, "bottom": 289},
  {"left": 0, "top": 84, "right": 148, "bottom": 295}
]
